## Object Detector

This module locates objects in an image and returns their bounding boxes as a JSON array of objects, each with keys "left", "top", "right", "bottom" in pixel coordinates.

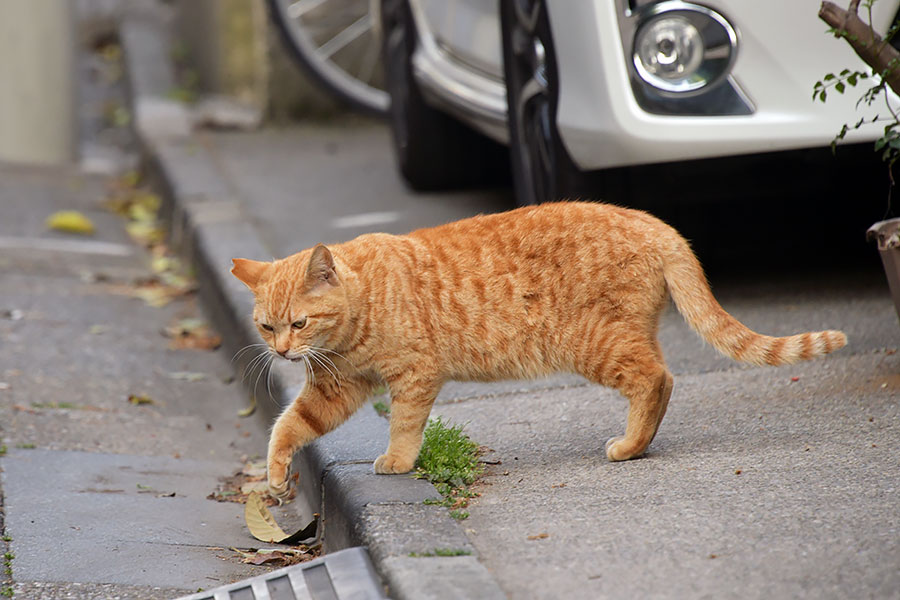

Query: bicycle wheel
[{"left": 268, "top": 0, "right": 389, "bottom": 117}]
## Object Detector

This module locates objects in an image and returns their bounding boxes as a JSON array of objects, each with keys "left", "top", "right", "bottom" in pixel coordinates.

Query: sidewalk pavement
[
  {"left": 0, "top": 164, "right": 277, "bottom": 598},
  {"left": 116, "top": 2, "right": 900, "bottom": 599},
  {"left": 122, "top": 14, "right": 900, "bottom": 600}
]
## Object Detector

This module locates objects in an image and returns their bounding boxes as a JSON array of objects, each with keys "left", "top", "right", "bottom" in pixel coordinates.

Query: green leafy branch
[
  {"left": 818, "top": 0, "right": 900, "bottom": 177},
  {"left": 813, "top": 68, "right": 870, "bottom": 102}
]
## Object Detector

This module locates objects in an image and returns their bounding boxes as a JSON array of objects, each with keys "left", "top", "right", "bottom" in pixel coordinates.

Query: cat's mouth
[{"left": 280, "top": 351, "right": 305, "bottom": 363}]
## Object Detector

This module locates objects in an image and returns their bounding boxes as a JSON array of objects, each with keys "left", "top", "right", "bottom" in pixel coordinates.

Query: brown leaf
[
  {"left": 240, "top": 480, "right": 269, "bottom": 495},
  {"left": 527, "top": 533, "right": 549, "bottom": 540},
  {"left": 241, "top": 460, "right": 267, "bottom": 478},
  {"left": 164, "top": 318, "right": 221, "bottom": 351},
  {"left": 244, "top": 492, "right": 318, "bottom": 545},
  {"left": 237, "top": 548, "right": 317, "bottom": 567},
  {"left": 245, "top": 492, "right": 290, "bottom": 543}
]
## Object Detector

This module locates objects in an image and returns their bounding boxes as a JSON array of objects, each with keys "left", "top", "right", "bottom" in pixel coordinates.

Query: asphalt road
[{"left": 201, "top": 121, "right": 900, "bottom": 599}]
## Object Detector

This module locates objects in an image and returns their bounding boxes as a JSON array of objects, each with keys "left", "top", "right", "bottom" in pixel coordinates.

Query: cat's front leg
[
  {"left": 267, "top": 378, "right": 370, "bottom": 498},
  {"left": 374, "top": 374, "right": 440, "bottom": 474}
]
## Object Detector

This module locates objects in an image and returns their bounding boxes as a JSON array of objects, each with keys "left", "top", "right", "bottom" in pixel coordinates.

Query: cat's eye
[
  {"left": 291, "top": 318, "right": 308, "bottom": 330},
  {"left": 260, "top": 323, "right": 274, "bottom": 332}
]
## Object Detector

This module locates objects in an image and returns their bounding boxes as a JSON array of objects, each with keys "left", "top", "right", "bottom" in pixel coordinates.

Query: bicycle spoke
[{"left": 316, "top": 13, "right": 372, "bottom": 60}]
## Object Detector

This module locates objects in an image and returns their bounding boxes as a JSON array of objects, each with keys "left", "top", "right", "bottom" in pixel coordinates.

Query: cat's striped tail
[{"left": 662, "top": 240, "right": 847, "bottom": 366}]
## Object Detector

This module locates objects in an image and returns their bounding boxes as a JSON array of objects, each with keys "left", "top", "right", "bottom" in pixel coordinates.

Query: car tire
[
  {"left": 501, "top": 0, "right": 585, "bottom": 205},
  {"left": 382, "top": 0, "right": 507, "bottom": 191}
]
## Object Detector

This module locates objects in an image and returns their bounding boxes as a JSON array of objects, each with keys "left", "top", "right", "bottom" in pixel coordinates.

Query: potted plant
[{"left": 818, "top": 0, "right": 900, "bottom": 323}]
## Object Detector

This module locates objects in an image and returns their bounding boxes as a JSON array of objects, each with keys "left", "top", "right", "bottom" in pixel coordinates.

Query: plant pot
[{"left": 867, "top": 217, "right": 900, "bottom": 325}]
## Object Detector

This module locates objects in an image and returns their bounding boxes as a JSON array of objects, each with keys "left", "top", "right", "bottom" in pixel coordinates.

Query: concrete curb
[{"left": 119, "top": 5, "right": 506, "bottom": 599}]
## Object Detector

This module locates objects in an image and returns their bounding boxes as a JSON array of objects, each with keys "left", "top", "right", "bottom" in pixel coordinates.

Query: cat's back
[{"left": 407, "top": 201, "right": 665, "bottom": 259}]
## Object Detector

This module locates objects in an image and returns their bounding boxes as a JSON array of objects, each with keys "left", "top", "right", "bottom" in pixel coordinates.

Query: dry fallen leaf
[
  {"left": 128, "top": 394, "right": 154, "bottom": 406},
  {"left": 245, "top": 492, "right": 290, "bottom": 543},
  {"left": 46, "top": 210, "right": 95, "bottom": 235},
  {"left": 244, "top": 492, "right": 318, "bottom": 545},
  {"left": 167, "top": 371, "right": 207, "bottom": 382},
  {"left": 164, "top": 318, "right": 221, "bottom": 351},
  {"left": 233, "top": 547, "right": 318, "bottom": 567},
  {"left": 527, "top": 533, "right": 549, "bottom": 541},
  {"left": 126, "top": 281, "right": 187, "bottom": 308},
  {"left": 125, "top": 221, "right": 164, "bottom": 246},
  {"left": 240, "top": 480, "right": 269, "bottom": 495},
  {"left": 242, "top": 460, "right": 266, "bottom": 478},
  {"left": 238, "top": 395, "right": 257, "bottom": 418}
]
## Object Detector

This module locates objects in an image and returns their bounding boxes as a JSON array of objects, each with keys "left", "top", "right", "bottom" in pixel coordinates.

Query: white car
[{"left": 378, "top": 0, "right": 900, "bottom": 204}]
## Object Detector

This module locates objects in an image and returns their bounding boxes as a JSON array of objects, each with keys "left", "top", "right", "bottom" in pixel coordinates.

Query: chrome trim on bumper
[
  {"left": 407, "top": 0, "right": 509, "bottom": 142},
  {"left": 412, "top": 52, "right": 509, "bottom": 142}
]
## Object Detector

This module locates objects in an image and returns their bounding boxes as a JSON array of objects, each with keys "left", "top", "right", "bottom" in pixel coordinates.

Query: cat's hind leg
[
  {"left": 605, "top": 365, "right": 673, "bottom": 461},
  {"left": 578, "top": 335, "right": 674, "bottom": 461}
]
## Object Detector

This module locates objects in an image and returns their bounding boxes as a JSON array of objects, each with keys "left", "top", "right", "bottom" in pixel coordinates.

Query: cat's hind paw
[
  {"left": 374, "top": 453, "right": 415, "bottom": 474},
  {"left": 605, "top": 436, "right": 645, "bottom": 462}
]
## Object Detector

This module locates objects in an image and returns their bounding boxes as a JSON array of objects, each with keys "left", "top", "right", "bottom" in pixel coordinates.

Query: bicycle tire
[{"left": 267, "top": 0, "right": 389, "bottom": 118}]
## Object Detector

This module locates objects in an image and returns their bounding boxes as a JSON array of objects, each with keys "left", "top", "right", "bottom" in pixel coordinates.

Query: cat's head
[{"left": 231, "top": 244, "right": 349, "bottom": 361}]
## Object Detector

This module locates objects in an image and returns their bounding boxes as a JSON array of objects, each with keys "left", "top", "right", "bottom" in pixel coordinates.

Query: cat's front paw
[
  {"left": 373, "top": 453, "right": 415, "bottom": 474},
  {"left": 267, "top": 462, "right": 293, "bottom": 500}
]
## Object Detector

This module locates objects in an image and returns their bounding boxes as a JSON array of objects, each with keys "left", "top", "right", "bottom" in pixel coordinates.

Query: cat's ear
[
  {"left": 304, "top": 244, "right": 340, "bottom": 291},
  {"left": 231, "top": 258, "right": 270, "bottom": 290}
]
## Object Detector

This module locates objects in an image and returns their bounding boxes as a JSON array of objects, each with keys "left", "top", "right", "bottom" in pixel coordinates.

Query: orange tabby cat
[{"left": 231, "top": 202, "right": 846, "bottom": 498}]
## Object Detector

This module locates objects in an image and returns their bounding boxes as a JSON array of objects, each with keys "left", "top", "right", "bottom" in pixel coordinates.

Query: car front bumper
[{"left": 550, "top": 0, "right": 900, "bottom": 170}]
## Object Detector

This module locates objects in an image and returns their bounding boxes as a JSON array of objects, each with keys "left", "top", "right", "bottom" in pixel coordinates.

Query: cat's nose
[{"left": 276, "top": 349, "right": 289, "bottom": 358}]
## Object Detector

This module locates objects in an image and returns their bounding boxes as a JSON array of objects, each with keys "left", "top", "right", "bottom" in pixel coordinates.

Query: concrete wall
[{"left": 0, "top": 0, "right": 75, "bottom": 165}]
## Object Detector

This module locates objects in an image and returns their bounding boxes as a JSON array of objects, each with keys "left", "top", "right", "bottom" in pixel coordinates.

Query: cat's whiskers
[
  {"left": 252, "top": 351, "right": 276, "bottom": 403},
  {"left": 265, "top": 355, "right": 277, "bottom": 403},
  {"left": 307, "top": 348, "right": 340, "bottom": 374},
  {"left": 305, "top": 348, "right": 343, "bottom": 387},
  {"left": 232, "top": 343, "right": 269, "bottom": 365},
  {"left": 241, "top": 348, "right": 272, "bottom": 385},
  {"left": 310, "top": 346, "right": 361, "bottom": 375},
  {"left": 301, "top": 354, "right": 316, "bottom": 387}
]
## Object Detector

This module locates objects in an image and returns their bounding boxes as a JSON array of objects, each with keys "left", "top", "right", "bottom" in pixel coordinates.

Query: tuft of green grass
[
  {"left": 15, "top": 444, "right": 34, "bottom": 450},
  {"left": 409, "top": 547, "right": 472, "bottom": 557},
  {"left": 31, "top": 401, "right": 79, "bottom": 410},
  {"left": 372, "top": 400, "right": 390, "bottom": 418},
  {"left": 416, "top": 418, "right": 481, "bottom": 487},
  {"left": 414, "top": 418, "right": 482, "bottom": 520},
  {"left": 0, "top": 446, "right": 6, "bottom": 456}
]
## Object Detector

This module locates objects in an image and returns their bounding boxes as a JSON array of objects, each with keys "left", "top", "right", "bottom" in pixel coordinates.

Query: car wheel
[
  {"left": 381, "top": 0, "right": 507, "bottom": 191},
  {"left": 501, "top": 0, "right": 583, "bottom": 205}
]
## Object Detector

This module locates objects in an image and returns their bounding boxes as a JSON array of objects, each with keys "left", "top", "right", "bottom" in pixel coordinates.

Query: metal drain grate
[{"left": 176, "top": 547, "right": 384, "bottom": 600}]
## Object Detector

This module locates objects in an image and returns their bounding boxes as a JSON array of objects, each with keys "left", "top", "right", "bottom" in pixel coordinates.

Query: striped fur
[{"left": 231, "top": 202, "right": 846, "bottom": 497}]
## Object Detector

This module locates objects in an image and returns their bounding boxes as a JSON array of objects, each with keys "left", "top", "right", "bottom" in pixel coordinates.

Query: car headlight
[{"left": 632, "top": 2, "right": 737, "bottom": 94}]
